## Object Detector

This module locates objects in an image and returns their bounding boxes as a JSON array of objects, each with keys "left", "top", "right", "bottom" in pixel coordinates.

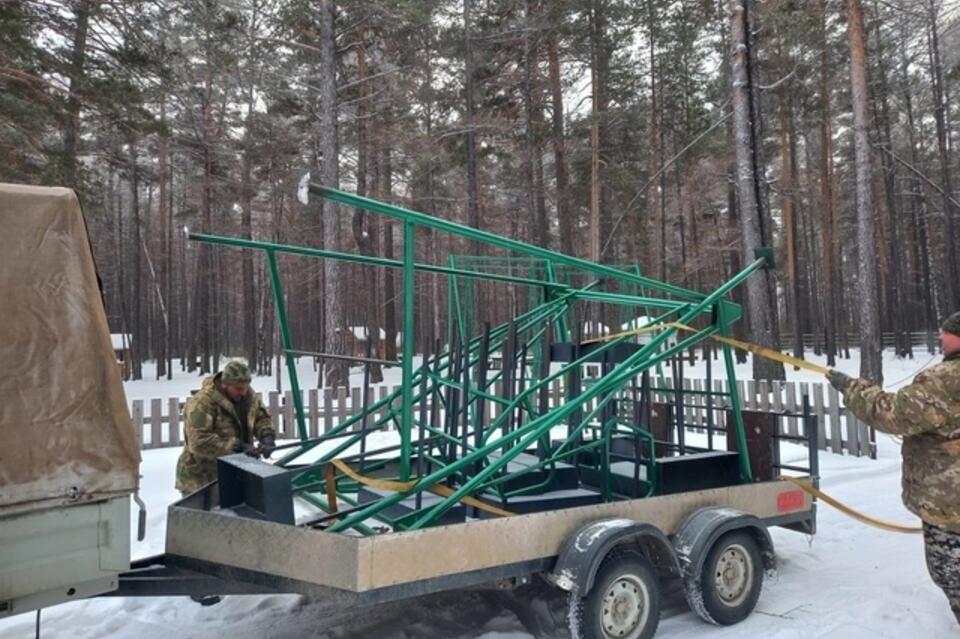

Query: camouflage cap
[
  {"left": 941, "top": 312, "right": 960, "bottom": 336},
  {"left": 221, "top": 360, "right": 252, "bottom": 384}
]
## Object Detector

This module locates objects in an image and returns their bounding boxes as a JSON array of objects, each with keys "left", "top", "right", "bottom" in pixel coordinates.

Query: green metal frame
[{"left": 189, "top": 184, "right": 767, "bottom": 535}]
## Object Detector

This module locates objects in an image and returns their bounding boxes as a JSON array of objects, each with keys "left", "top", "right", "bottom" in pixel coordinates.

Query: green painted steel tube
[
  {"left": 266, "top": 251, "right": 308, "bottom": 441},
  {"left": 311, "top": 185, "right": 707, "bottom": 302},
  {"left": 567, "top": 290, "right": 691, "bottom": 311},
  {"left": 717, "top": 301, "right": 753, "bottom": 482},
  {"left": 298, "top": 492, "right": 376, "bottom": 535},
  {"left": 190, "top": 232, "right": 568, "bottom": 291},
  {"left": 545, "top": 261, "right": 569, "bottom": 341},
  {"left": 400, "top": 221, "right": 416, "bottom": 481}
]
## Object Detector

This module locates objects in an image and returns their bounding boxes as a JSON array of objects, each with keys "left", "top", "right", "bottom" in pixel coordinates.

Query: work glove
[
  {"left": 232, "top": 440, "right": 258, "bottom": 456},
  {"left": 826, "top": 369, "right": 853, "bottom": 393},
  {"left": 258, "top": 433, "right": 277, "bottom": 459}
]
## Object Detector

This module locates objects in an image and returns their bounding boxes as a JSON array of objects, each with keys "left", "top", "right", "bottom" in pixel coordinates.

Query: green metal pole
[
  {"left": 190, "top": 232, "right": 567, "bottom": 291},
  {"left": 311, "top": 186, "right": 707, "bottom": 302},
  {"left": 400, "top": 221, "right": 416, "bottom": 480},
  {"left": 717, "top": 301, "right": 753, "bottom": 482},
  {"left": 545, "top": 261, "right": 569, "bottom": 341},
  {"left": 266, "top": 250, "right": 308, "bottom": 441}
]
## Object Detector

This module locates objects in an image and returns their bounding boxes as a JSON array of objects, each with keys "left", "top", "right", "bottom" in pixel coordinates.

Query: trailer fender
[
  {"left": 547, "top": 518, "right": 680, "bottom": 595},
  {"left": 672, "top": 507, "right": 776, "bottom": 580}
]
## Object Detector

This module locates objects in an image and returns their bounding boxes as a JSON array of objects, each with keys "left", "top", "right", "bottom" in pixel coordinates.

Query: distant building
[
  {"left": 110, "top": 334, "right": 133, "bottom": 380},
  {"left": 340, "top": 326, "right": 400, "bottom": 359}
]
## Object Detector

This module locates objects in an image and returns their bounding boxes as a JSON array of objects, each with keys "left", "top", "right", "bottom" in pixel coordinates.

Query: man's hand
[
  {"left": 259, "top": 434, "right": 277, "bottom": 459},
  {"left": 232, "top": 440, "right": 258, "bottom": 457},
  {"left": 827, "top": 369, "right": 853, "bottom": 393}
]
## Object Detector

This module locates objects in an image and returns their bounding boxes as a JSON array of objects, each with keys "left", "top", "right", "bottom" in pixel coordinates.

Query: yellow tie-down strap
[
  {"left": 781, "top": 476, "right": 922, "bottom": 534},
  {"left": 582, "top": 321, "right": 831, "bottom": 375},
  {"left": 331, "top": 458, "right": 514, "bottom": 518}
]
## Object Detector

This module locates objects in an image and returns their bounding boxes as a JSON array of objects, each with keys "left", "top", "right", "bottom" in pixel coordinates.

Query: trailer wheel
[
  {"left": 688, "top": 530, "right": 763, "bottom": 625},
  {"left": 568, "top": 549, "right": 660, "bottom": 639}
]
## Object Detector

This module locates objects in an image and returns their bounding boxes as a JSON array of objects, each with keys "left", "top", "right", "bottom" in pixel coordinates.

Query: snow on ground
[{"left": 2, "top": 349, "right": 957, "bottom": 638}]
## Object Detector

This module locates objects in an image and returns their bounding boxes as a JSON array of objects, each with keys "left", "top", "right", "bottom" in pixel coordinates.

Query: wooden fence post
[
  {"left": 827, "top": 387, "right": 843, "bottom": 454},
  {"left": 168, "top": 398, "right": 181, "bottom": 445},
  {"left": 149, "top": 398, "right": 163, "bottom": 448},
  {"left": 323, "top": 388, "right": 334, "bottom": 433},
  {"left": 132, "top": 400, "right": 145, "bottom": 449},
  {"left": 308, "top": 389, "right": 319, "bottom": 438},
  {"left": 337, "top": 387, "right": 348, "bottom": 432},
  {"left": 268, "top": 391, "right": 281, "bottom": 432},
  {"left": 784, "top": 382, "right": 798, "bottom": 436}
]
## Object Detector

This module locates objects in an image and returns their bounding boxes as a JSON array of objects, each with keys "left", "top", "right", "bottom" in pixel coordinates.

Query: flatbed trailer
[
  {"left": 113, "top": 455, "right": 816, "bottom": 639},
  {"left": 110, "top": 185, "right": 820, "bottom": 639}
]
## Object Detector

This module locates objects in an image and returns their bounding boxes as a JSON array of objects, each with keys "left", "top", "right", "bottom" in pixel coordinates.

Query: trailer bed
[{"left": 162, "top": 478, "right": 813, "bottom": 598}]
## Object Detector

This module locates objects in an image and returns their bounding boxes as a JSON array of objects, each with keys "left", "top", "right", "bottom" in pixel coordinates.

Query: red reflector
[{"left": 777, "top": 490, "right": 805, "bottom": 513}]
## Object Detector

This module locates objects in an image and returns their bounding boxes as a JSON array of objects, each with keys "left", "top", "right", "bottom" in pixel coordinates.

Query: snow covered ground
[{"left": 2, "top": 349, "right": 958, "bottom": 638}]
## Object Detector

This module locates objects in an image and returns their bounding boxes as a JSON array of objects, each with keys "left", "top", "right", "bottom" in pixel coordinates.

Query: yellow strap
[
  {"left": 583, "top": 322, "right": 830, "bottom": 375},
  {"left": 332, "top": 458, "right": 416, "bottom": 491},
  {"left": 331, "top": 458, "right": 514, "bottom": 518},
  {"left": 781, "top": 476, "right": 922, "bottom": 534},
  {"left": 428, "top": 482, "right": 515, "bottom": 518},
  {"left": 711, "top": 333, "right": 830, "bottom": 375}
]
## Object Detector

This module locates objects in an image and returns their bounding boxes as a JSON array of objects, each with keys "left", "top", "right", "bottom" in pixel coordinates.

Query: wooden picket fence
[{"left": 132, "top": 377, "right": 875, "bottom": 459}]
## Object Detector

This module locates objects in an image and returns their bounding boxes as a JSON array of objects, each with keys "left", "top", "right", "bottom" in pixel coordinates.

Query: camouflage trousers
[{"left": 923, "top": 523, "right": 960, "bottom": 625}]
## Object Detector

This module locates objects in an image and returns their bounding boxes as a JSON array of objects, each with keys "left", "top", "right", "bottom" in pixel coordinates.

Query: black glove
[
  {"left": 259, "top": 433, "right": 277, "bottom": 459},
  {"left": 826, "top": 369, "right": 853, "bottom": 393},
  {"left": 232, "top": 440, "right": 258, "bottom": 456}
]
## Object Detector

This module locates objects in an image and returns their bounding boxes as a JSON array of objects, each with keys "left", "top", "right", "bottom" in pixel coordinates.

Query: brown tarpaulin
[{"left": 0, "top": 184, "right": 140, "bottom": 514}]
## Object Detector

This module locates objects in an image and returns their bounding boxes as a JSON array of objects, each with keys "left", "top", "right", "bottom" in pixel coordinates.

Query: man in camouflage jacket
[
  {"left": 176, "top": 360, "right": 276, "bottom": 494},
  {"left": 828, "top": 312, "right": 960, "bottom": 624}
]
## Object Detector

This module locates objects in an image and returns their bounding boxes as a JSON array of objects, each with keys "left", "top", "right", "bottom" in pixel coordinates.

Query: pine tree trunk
[
  {"left": 846, "top": 0, "right": 883, "bottom": 383},
  {"left": 241, "top": 108, "right": 257, "bottom": 372},
  {"left": 158, "top": 96, "right": 169, "bottom": 378},
  {"left": 818, "top": 0, "right": 838, "bottom": 366},
  {"left": 382, "top": 147, "right": 398, "bottom": 362},
  {"left": 62, "top": 0, "right": 91, "bottom": 189},
  {"left": 547, "top": 29, "right": 573, "bottom": 257},
  {"left": 898, "top": 17, "right": 938, "bottom": 340},
  {"left": 319, "top": 0, "right": 348, "bottom": 388},
  {"left": 351, "top": 27, "right": 383, "bottom": 383},
  {"left": 128, "top": 135, "right": 143, "bottom": 379},
  {"left": 523, "top": 0, "right": 548, "bottom": 249},
  {"left": 777, "top": 85, "right": 803, "bottom": 362},
  {"left": 588, "top": 0, "right": 603, "bottom": 263},
  {"left": 729, "top": 0, "right": 784, "bottom": 380},
  {"left": 927, "top": 2, "right": 959, "bottom": 310},
  {"left": 869, "top": 9, "right": 908, "bottom": 356},
  {"left": 463, "top": 0, "right": 480, "bottom": 234}
]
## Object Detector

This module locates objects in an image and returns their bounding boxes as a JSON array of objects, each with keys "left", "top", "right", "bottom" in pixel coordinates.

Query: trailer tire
[
  {"left": 687, "top": 530, "right": 763, "bottom": 626},
  {"left": 567, "top": 549, "right": 660, "bottom": 639}
]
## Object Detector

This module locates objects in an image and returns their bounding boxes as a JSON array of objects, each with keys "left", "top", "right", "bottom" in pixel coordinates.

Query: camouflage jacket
[
  {"left": 842, "top": 353, "right": 960, "bottom": 527},
  {"left": 175, "top": 374, "right": 274, "bottom": 493}
]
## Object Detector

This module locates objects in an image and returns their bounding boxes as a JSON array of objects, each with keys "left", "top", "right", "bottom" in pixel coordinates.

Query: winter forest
[{"left": 3, "top": 0, "right": 960, "bottom": 386}]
